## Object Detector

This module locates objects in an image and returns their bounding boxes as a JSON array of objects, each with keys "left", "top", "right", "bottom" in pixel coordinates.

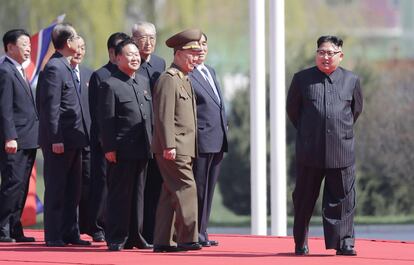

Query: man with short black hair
[
  {"left": 287, "top": 35, "right": 363, "bottom": 256},
  {"left": 98, "top": 39, "right": 153, "bottom": 251},
  {"left": 0, "top": 29, "right": 38, "bottom": 243},
  {"left": 87, "top": 32, "right": 129, "bottom": 242}
]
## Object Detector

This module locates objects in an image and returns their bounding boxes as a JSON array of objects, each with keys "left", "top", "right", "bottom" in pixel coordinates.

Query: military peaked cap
[{"left": 165, "top": 29, "right": 202, "bottom": 50}]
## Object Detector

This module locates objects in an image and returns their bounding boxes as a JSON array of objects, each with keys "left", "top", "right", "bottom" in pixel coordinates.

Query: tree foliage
[
  {"left": 356, "top": 61, "right": 414, "bottom": 215},
  {"left": 219, "top": 87, "right": 251, "bottom": 215}
]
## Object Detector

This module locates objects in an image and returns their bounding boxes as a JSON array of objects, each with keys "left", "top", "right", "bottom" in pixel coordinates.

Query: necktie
[
  {"left": 21, "top": 68, "right": 31, "bottom": 91},
  {"left": 20, "top": 67, "right": 35, "bottom": 103},
  {"left": 72, "top": 68, "right": 81, "bottom": 94},
  {"left": 200, "top": 67, "right": 220, "bottom": 103}
]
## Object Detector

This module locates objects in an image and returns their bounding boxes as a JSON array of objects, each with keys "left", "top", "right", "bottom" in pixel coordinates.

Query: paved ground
[{"left": 209, "top": 224, "right": 414, "bottom": 241}]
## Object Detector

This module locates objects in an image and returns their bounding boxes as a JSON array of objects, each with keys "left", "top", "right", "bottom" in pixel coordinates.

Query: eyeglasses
[
  {"left": 316, "top": 50, "right": 341, "bottom": 58},
  {"left": 69, "top": 35, "right": 81, "bottom": 41},
  {"left": 133, "top": 35, "right": 156, "bottom": 44}
]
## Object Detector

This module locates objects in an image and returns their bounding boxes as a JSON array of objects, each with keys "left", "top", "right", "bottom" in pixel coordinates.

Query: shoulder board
[{"left": 166, "top": 68, "right": 184, "bottom": 79}]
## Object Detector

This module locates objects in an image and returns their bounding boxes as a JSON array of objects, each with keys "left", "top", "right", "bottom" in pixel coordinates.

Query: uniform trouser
[
  {"left": 153, "top": 154, "right": 198, "bottom": 246},
  {"left": 193, "top": 152, "right": 223, "bottom": 243},
  {"left": 88, "top": 139, "right": 107, "bottom": 236},
  {"left": 78, "top": 147, "right": 90, "bottom": 234},
  {"left": 42, "top": 148, "right": 82, "bottom": 242},
  {"left": 105, "top": 158, "right": 147, "bottom": 245},
  {"left": 0, "top": 148, "right": 36, "bottom": 238},
  {"left": 142, "top": 158, "right": 163, "bottom": 243},
  {"left": 292, "top": 163, "right": 356, "bottom": 249}
]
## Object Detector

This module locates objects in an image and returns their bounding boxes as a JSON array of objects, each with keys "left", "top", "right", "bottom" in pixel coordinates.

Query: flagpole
[
  {"left": 270, "top": 0, "right": 287, "bottom": 236},
  {"left": 249, "top": 0, "right": 267, "bottom": 235}
]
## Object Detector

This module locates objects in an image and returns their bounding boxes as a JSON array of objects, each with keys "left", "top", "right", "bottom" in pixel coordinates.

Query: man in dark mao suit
[
  {"left": 70, "top": 36, "right": 93, "bottom": 235},
  {"left": 37, "top": 23, "right": 90, "bottom": 247},
  {"left": 189, "top": 32, "right": 228, "bottom": 247},
  {"left": 0, "top": 29, "right": 38, "bottom": 243},
  {"left": 286, "top": 35, "right": 363, "bottom": 256},
  {"left": 98, "top": 39, "right": 153, "bottom": 251},
  {"left": 152, "top": 29, "right": 203, "bottom": 253},
  {"left": 87, "top": 32, "right": 129, "bottom": 242},
  {"left": 132, "top": 21, "right": 166, "bottom": 244}
]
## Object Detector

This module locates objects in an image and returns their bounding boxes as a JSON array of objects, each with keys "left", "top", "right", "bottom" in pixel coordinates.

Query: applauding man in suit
[
  {"left": 98, "top": 39, "right": 153, "bottom": 251},
  {"left": 189, "top": 32, "right": 228, "bottom": 247},
  {"left": 0, "top": 29, "right": 38, "bottom": 243}
]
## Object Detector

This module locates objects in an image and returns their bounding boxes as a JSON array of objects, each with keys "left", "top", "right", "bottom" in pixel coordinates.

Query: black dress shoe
[
  {"left": 153, "top": 245, "right": 186, "bottom": 253},
  {"left": 123, "top": 240, "right": 153, "bottom": 249},
  {"left": 295, "top": 245, "right": 309, "bottom": 255},
  {"left": 178, "top": 242, "right": 202, "bottom": 251},
  {"left": 64, "top": 238, "right": 91, "bottom": 246},
  {"left": 200, "top": 241, "right": 211, "bottom": 247},
  {"left": 14, "top": 236, "right": 35, "bottom": 242},
  {"left": 336, "top": 245, "right": 357, "bottom": 256},
  {"left": 208, "top": 240, "right": 219, "bottom": 246},
  {"left": 46, "top": 240, "right": 66, "bottom": 247},
  {"left": 91, "top": 232, "right": 105, "bottom": 242},
  {"left": 108, "top": 243, "right": 124, "bottom": 251},
  {"left": 137, "top": 242, "right": 153, "bottom": 249},
  {"left": 0, "top": 237, "right": 15, "bottom": 243}
]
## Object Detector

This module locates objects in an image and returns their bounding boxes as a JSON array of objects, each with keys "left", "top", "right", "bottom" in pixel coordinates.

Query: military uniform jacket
[
  {"left": 152, "top": 64, "right": 197, "bottom": 157},
  {"left": 286, "top": 66, "right": 363, "bottom": 168},
  {"left": 98, "top": 70, "right": 152, "bottom": 160}
]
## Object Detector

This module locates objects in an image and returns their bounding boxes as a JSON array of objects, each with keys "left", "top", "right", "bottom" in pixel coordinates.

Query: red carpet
[{"left": 0, "top": 230, "right": 413, "bottom": 265}]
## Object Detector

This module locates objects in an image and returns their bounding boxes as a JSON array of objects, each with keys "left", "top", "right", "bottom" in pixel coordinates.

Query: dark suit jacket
[
  {"left": 0, "top": 57, "right": 39, "bottom": 149},
  {"left": 37, "top": 52, "right": 88, "bottom": 149},
  {"left": 286, "top": 66, "right": 363, "bottom": 168},
  {"left": 98, "top": 70, "right": 152, "bottom": 160},
  {"left": 137, "top": 54, "right": 166, "bottom": 91},
  {"left": 189, "top": 65, "right": 228, "bottom": 153},
  {"left": 79, "top": 65, "right": 93, "bottom": 138},
  {"left": 88, "top": 62, "right": 118, "bottom": 143}
]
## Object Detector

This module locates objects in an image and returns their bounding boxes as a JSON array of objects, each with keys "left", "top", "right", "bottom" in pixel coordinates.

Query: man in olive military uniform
[{"left": 151, "top": 29, "right": 202, "bottom": 253}]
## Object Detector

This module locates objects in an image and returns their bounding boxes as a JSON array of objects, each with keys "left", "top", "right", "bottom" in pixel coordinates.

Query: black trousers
[
  {"left": 0, "top": 148, "right": 36, "bottom": 238},
  {"left": 193, "top": 152, "right": 223, "bottom": 243},
  {"left": 87, "top": 140, "right": 107, "bottom": 236},
  {"left": 78, "top": 147, "right": 90, "bottom": 234},
  {"left": 142, "top": 158, "right": 163, "bottom": 243},
  {"left": 42, "top": 148, "right": 82, "bottom": 242},
  {"left": 292, "top": 163, "right": 356, "bottom": 249},
  {"left": 105, "top": 158, "right": 148, "bottom": 245}
]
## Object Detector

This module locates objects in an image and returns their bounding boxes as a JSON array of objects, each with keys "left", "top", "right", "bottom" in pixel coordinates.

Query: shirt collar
[
  {"left": 114, "top": 69, "right": 135, "bottom": 85},
  {"left": 316, "top": 66, "right": 342, "bottom": 83},
  {"left": 327, "top": 67, "right": 342, "bottom": 83},
  {"left": 196, "top": 63, "right": 206, "bottom": 71},
  {"left": 6, "top": 55, "right": 24, "bottom": 72}
]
